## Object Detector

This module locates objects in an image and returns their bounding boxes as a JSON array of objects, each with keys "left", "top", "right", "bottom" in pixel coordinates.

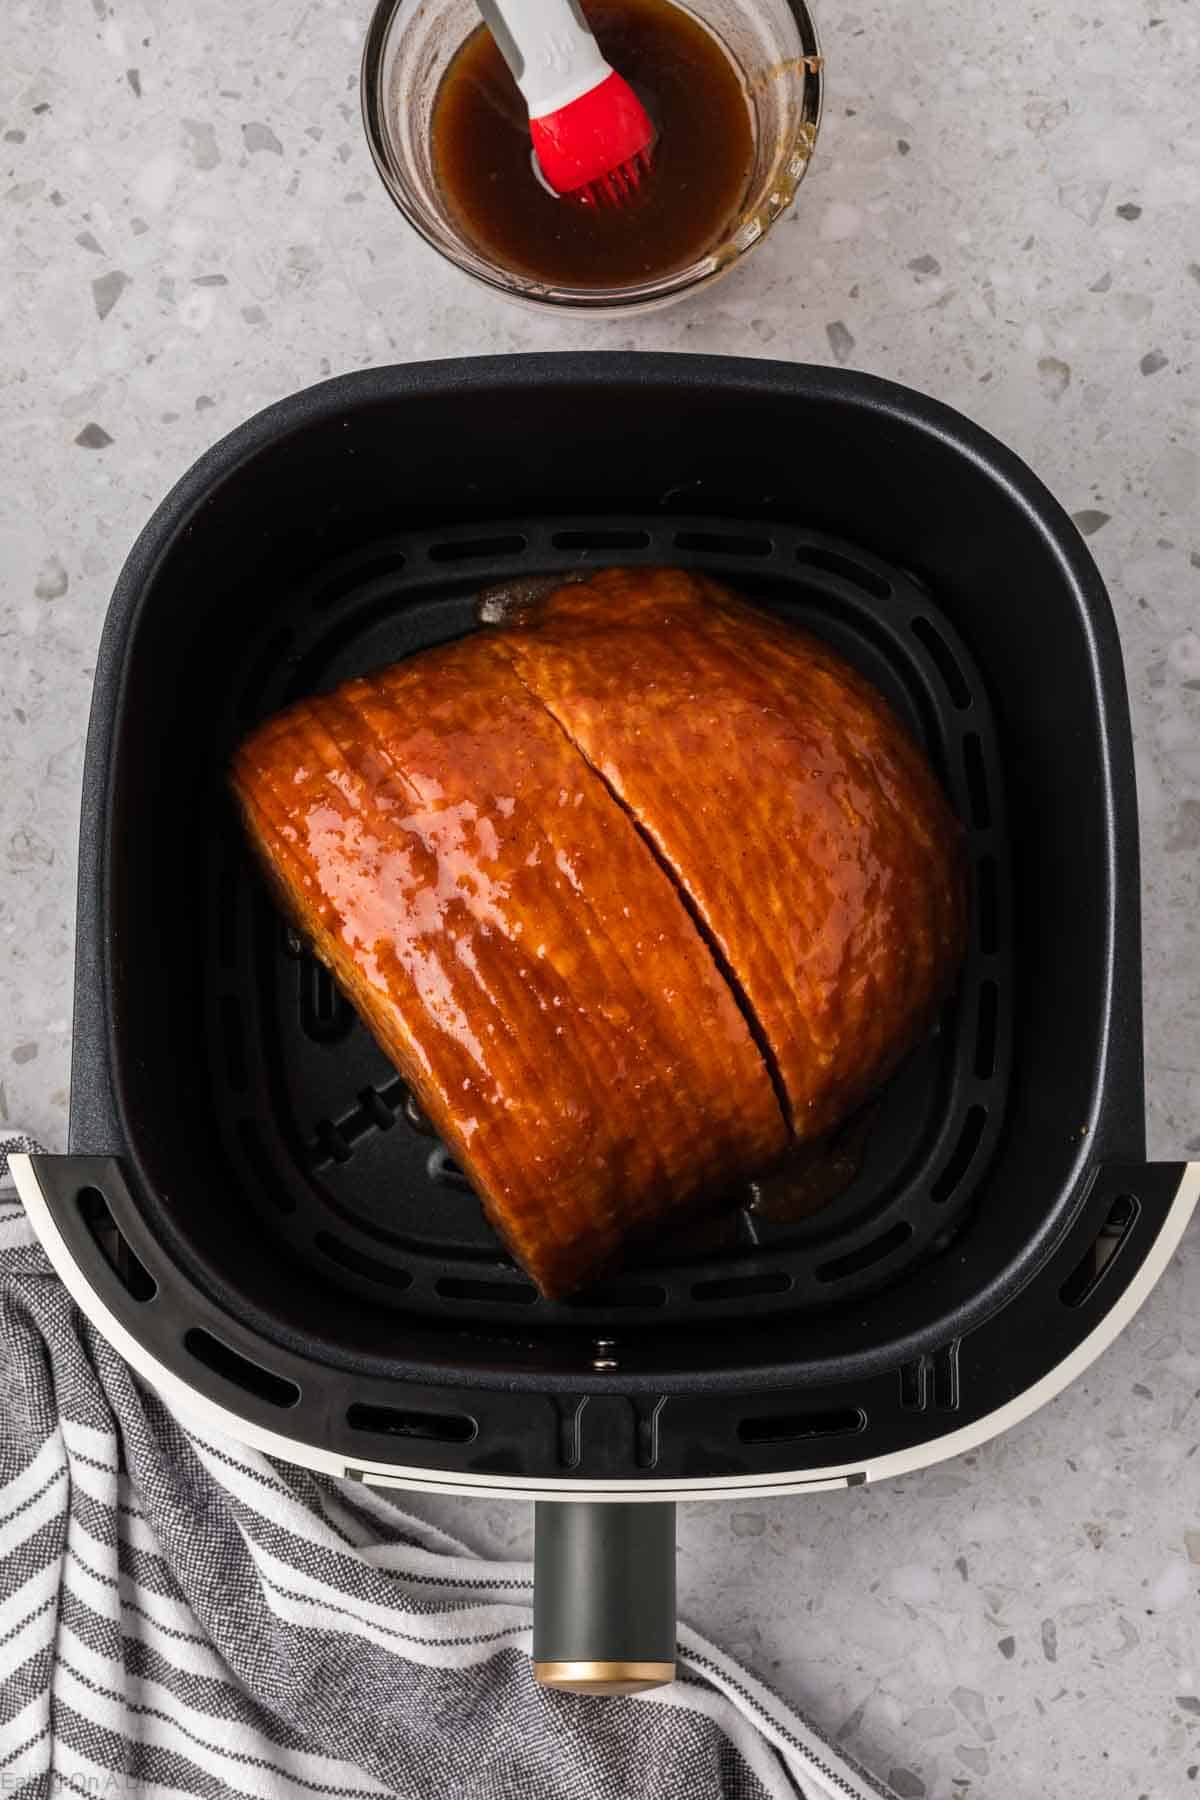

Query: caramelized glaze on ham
[
  {"left": 232, "top": 570, "right": 965, "bottom": 1295},
  {"left": 232, "top": 629, "right": 785, "bottom": 1296},
  {"left": 494, "top": 568, "right": 967, "bottom": 1138}
]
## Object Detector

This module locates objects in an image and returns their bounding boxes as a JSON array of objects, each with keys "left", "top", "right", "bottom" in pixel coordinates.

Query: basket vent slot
[
  {"left": 1060, "top": 1194, "right": 1139, "bottom": 1308},
  {"left": 963, "top": 732, "right": 991, "bottom": 829},
  {"left": 567, "top": 1282, "right": 668, "bottom": 1309},
  {"left": 347, "top": 1402, "right": 476, "bottom": 1443},
  {"left": 931, "top": 1105, "right": 987, "bottom": 1204},
  {"left": 974, "top": 981, "right": 999, "bottom": 1081},
  {"left": 220, "top": 996, "right": 248, "bottom": 1093},
  {"left": 551, "top": 528, "right": 652, "bottom": 551},
  {"left": 184, "top": 1327, "right": 300, "bottom": 1408},
  {"left": 794, "top": 545, "right": 890, "bottom": 598},
  {"left": 673, "top": 529, "right": 772, "bottom": 558},
  {"left": 428, "top": 533, "right": 527, "bottom": 563},
  {"left": 912, "top": 616, "right": 970, "bottom": 709},
  {"left": 692, "top": 1271, "right": 792, "bottom": 1302},
  {"left": 816, "top": 1221, "right": 911, "bottom": 1283},
  {"left": 300, "top": 957, "right": 355, "bottom": 1044},
  {"left": 238, "top": 1119, "right": 296, "bottom": 1214},
  {"left": 238, "top": 627, "right": 295, "bottom": 721},
  {"left": 217, "top": 867, "right": 238, "bottom": 971},
  {"left": 315, "top": 1232, "right": 413, "bottom": 1288},
  {"left": 738, "top": 1407, "right": 866, "bottom": 1445},
  {"left": 976, "top": 856, "right": 998, "bottom": 955},
  {"left": 436, "top": 1276, "right": 538, "bottom": 1306},
  {"left": 78, "top": 1187, "right": 157, "bottom": 1303},
  {"left": 311, "top": 550, "right": 406, "bottom": 612}
]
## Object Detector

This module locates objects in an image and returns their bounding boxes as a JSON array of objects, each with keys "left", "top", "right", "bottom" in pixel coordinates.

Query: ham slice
[
  {"left": 493, "top": 568, "right": 966, "bottom": 1139},
  {"left": 232, "top": 629, "right": 786, "bottom": 1296}
]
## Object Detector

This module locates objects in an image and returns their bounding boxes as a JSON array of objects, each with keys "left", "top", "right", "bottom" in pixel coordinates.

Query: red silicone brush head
[{"left": 529, "top": 69, "right": 656, "bottom": 205}]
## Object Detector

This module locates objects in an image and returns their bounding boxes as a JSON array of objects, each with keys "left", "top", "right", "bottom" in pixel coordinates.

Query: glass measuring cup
[{"left": 361, "top": 0, "right": 823, "bottom": 315}]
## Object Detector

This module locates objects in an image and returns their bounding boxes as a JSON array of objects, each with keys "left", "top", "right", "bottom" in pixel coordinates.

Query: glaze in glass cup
[{"left": 361, "top": 0, "right": 823, "bottom": 315}]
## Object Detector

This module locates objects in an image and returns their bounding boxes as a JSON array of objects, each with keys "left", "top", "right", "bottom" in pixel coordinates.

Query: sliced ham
[
  {"left": 493, "top": 568, "right": 966, "bottom": 1139},
  {"left": 232, "top": 629, "right": 785, "bottom": 1296},
  {"left": 233, "top": 568, "right": 965, "bottom": 1295}
]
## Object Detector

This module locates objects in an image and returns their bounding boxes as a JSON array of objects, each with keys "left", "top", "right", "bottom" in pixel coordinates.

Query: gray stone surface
[{"left": 0, "top": 2, "right": 1197, "bottom": 1795}]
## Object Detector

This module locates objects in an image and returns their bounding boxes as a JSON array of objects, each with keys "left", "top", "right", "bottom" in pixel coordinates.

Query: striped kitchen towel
[{"left": 0, "top": 1133, "right": 893, "bottom": 1800}]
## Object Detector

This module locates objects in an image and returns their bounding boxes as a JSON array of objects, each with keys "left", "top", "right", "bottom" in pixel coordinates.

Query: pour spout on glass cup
[{"left": 474, "top": 0, "right": 656, "bottom": 205}]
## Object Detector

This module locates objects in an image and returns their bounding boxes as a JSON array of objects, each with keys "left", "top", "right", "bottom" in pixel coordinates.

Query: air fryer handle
[{"left": 532, "top": 1501, "right": 676, "bottom": 1693}]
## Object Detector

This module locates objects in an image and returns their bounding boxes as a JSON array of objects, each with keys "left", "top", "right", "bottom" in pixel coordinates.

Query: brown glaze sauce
[
  {"left": 648, "top": 1112, "right": 875, "bottom": 1265},
  {"left": 745, "top": 1103, "right": 878, "bottom": 1223},
  {"left": 431, "top": 0, "right": 755, "bottom": 290},
  {"left": 657, "top": 1105, "right": 877, "bottom": 1260}
]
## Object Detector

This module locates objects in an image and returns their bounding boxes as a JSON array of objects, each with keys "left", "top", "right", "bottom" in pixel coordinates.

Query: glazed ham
[
  {"left": 232, "top": 570, "right": 965, "bottom": 1296},
  {"left": 497, "top": 569, "right": 967, "bottom": 1138},
  {"left": 232, "top": 629, "right": 785, "bottom": 1297}
]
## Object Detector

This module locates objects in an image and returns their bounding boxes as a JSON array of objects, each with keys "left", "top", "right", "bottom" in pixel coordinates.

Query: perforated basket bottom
[{"left": 203, "top": 515, "right": 1011, "bottom": 1332}]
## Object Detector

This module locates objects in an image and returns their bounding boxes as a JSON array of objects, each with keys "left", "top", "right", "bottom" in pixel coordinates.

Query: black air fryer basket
[{"left": 14, "top": 355, "right": 1195, "bottom": 1685}]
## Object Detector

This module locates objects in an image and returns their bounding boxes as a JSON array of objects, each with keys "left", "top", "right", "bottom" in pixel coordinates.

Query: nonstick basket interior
[
  {"left": 79, "top": 357, "right": 1147, "bottom": 1404},
  {"left": 206, "top": 513, "right": 1010, "bottom": 1334}
]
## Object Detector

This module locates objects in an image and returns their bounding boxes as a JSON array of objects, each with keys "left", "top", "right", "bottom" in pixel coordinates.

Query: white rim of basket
[{"left": 10, "top": 1155, "right": 1198, "bottom": 1501}]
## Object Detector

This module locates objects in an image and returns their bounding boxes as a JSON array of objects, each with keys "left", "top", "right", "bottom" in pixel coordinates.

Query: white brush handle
[{"left": 475, "top": 0, "right": 613, "bottom": 119}]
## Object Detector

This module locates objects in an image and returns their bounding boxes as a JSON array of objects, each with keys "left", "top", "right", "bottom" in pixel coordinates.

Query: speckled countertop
[{"left": 2, "top": 2, "right": 1198, "bottom": 1795}]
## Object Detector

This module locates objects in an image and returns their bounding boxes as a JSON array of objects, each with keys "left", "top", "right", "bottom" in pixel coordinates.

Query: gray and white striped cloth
[{"left": 0, "top": 1133, "right": 893, "bottom": 1800}]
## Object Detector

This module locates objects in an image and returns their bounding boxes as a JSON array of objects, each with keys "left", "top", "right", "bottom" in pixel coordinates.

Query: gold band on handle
[{"left": 533, "top": 1659, "right": 676, "bottom": 1695}]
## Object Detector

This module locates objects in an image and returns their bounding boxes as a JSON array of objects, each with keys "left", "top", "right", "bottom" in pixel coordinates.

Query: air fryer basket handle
[{"left": 532, "top": 1501, "right": 676, "bottom": 1693}]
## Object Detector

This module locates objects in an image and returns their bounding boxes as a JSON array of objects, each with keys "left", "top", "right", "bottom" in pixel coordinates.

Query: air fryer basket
[
  {"left": 14, "top": 355, "right": 1194, "bottom": 1686},
  {"left": 203, "top": 509, "right": 1010, "bottom": 1332}
]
